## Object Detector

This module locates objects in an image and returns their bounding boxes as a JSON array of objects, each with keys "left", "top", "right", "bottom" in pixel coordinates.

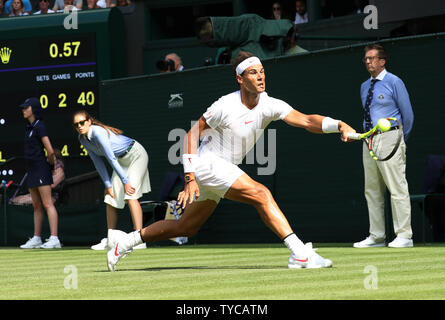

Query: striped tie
[{"left": 364, "top": 79, "right": 378, "bottom": 131}]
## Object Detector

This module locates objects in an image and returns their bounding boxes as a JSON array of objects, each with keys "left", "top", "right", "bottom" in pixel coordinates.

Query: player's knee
[{"left": 252, "top": 184, "right": 273, "bottom": 206}]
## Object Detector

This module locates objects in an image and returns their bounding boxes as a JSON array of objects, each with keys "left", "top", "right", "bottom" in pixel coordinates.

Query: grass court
[{"left": 1, "top": 243, "right": 445, "bottom": 300}]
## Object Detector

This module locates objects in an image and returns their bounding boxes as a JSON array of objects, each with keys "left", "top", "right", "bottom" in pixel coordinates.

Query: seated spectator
[
  {"left": 86, "top": 0, "right": 105, "bottom": 9},
  {"left": 9, "top": 0, "right": 29, "bottom": 16},
  {"left": 53, "top": 0, "right": 82, "bottom": 11},
  {"left": 270, "top": 1, "right": 283, "bottom": 20},
  {"left": 166, "top": 53, "right": 183, "bottom": 71},
  {"left": 10, "top": 149, "right": 66, "bottom": 206},
  {"left": 5, "top": 0, "right": 31, "bottom": 15},
  {"left": 0, "top": 0, "right": 5, "bottom": 17},
  {"left": 283, "top": 25, "right": 308, "bottom": 55},
  {"left": 95, "top": 0, "right": 108, "bottom": 7},
  {"left": 294, "top": 0, "right": 308, "bottom": 24},
  {"left": 156, "top": 53, "right": 184, "bottom": 73},
  {"left": 115, "top": 0, "right": 130, "bottom": 7},
  {"left": 33, "top": 0, "right": 54, "bottom": 14}
]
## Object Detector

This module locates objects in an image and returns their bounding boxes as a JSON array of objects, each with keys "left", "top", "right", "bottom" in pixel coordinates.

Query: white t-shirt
[
  {"left": 33, "top": 9, "right": 55, "bottom": 14},
  {"left": 96, "top": 0, "right": 107, "bottom": 8},
  {"left": 200, "top": 91, "right": 293, "bottom": 164},
  {"left": 54, "top": 0, "right": 82, "bottom": 9},
  {"left": 294, "top": 12, "right": 308, "bottom": 24}
]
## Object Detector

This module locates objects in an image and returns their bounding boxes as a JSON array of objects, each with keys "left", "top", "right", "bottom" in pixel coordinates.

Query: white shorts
[
  {"left": 104, "top": 141, "right": 151, "bottom": 209},
  {"left": 194, "top": 153, "right": 245, "bottom": 204}
]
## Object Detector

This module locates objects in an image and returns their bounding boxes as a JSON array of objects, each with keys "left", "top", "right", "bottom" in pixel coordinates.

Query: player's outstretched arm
[{"left": 283, "top": 109, "right": 356, "bottom": 141}]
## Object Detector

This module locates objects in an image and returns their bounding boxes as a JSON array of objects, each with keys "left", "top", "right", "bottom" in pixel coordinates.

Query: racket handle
[{"left": 346, "top": 132, "right": 362, "bottom": 140}]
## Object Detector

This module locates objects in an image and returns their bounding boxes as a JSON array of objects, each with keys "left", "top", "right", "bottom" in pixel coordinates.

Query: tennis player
[
  {"left": 107, "top": 51, "right": 356, "bottom": 271},
  {"left": 73, "top": 110, "right": 151, "bottom": 250}
]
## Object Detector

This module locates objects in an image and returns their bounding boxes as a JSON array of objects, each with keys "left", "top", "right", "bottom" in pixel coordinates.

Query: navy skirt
[{"left": 25, "top": 160, "right": 53, "bottom": 189}]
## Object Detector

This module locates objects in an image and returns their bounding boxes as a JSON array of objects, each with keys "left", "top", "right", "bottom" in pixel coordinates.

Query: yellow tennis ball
[{"left": 377, "top": 118, "right": 391, "bottom": 132}]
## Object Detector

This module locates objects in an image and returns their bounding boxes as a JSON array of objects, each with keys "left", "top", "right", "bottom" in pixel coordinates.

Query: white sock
[
  {"left": 49, "top": 236, "right": 59, "bottom": 241},
  {"left": 32, "top": 235, "right": 41, "bottom": 241},
  {"left": 283, "top": 233, "right": 306, "bottom": 256},
  {"left": 129, "top": 230, "right": 143, "bottom": 247}
]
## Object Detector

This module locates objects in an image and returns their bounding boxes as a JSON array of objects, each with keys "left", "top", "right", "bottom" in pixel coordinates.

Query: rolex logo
[{"left": 0, "top": 47, "right": 12, "bottom": 64}]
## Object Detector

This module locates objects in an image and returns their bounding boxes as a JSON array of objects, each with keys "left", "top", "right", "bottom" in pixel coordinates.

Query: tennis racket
[{"left": 347, "top": 117, "right": 403, "bottom": 161}]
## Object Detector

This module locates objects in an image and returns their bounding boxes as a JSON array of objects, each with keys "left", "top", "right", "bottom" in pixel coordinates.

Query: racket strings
[
  {"left": 362, "top": 118, "right": 402, "bottom": 162},
  {"left": 370, "top": 129, "right": 402, "bottom": 161}
]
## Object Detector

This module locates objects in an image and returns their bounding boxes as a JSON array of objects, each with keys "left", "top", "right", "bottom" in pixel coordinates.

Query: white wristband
[
  {"left": 182, "top": 154, "right": 197, "bottom": 173},
  {"left": 322, "top": 117, "right": 340, "bottom": 133}
]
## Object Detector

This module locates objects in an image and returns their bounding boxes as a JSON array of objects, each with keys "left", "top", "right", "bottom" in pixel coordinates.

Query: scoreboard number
[
  {"left": 39, "top": 91, "right": 96, "bottom": 109},
  {"left": 61, "top": 145, "right": 69, "bottom": 157},
  {"left": 80, "top": 145, "right": 88, "bottom": 156},
  {"left": 77, "top": 91, "right": 95, "bottom": 106},
  {"left": 49, "top": 41, "right": 81, "bottom": 59},
  {"left": 58, "top": 93, "right": 67, "bottom": 108},
  {"left": 40, "top": 95, "right": 49, "bottom": 109}
]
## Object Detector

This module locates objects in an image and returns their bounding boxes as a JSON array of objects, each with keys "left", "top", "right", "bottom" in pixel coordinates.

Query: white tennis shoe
[
  {"left": 40, "top": 237, "right": 62, "bottom": 249},
  {"left": 288, "top": 243, "right": 333, "bottom": 269},
  {"left": 353, "top": 236, "right": 386, "bottom": 248},
  {"left": 388, "top": 237, "right": 413, "bottom": 248},
  {"left": 91, "top": 238, "right": 108, "bottom": 250},
  {"left": 93, "top": 237, "right": 137, "bottom": 253},
  {"left": 107, "top": 229, "right": 135, "bottom": 272},
  {"left": 133, "top": 243, "right": 147, "bottom": 249},
  {"left": 20, "top": 237, "right": 43, "bottom": 249}
]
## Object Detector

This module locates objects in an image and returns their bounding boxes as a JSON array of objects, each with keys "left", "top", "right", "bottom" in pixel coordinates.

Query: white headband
[{"left": 236, "top": 57, "right": 262, "bottom": 75}]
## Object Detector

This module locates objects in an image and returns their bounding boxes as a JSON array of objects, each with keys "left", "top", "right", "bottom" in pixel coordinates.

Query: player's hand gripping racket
[{"left": 347, "top": 117, "right": 403, "bottom": 161}]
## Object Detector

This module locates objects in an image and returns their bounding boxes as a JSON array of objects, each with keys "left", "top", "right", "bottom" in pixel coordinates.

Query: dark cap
[{"left": 19, "top": 97, "right": 42, "bottom": 119}]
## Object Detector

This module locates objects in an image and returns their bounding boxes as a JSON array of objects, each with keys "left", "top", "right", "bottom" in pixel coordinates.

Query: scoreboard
[
  {"left": 0, "top": 9, "right": 125, "bottom": 185},
  {"left": 0, "top": 34, "right": 99, "bottom": 183}
]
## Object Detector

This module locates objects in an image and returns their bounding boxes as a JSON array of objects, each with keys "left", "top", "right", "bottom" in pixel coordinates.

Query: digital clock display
[
  {"left": 39, "top": 36, "right": 95, "bottom": 63},
  {"left": 0, "top": 33, "right": 99, "bottom": 184}
]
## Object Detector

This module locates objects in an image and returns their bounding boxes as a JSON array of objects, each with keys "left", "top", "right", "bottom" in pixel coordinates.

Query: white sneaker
[
  {"left": 288, "top": 243, "right": 333, "bottom": 269},
  {"left": 40, "top": 237, "right": 62, "bottom": 249},
  {"left": 353, "top": 236, "right": 386, "bottom": 248},
  {"left": 20, "top": 237, "right": 43, "bottom": 249},
  {"left": 91, "top": 237, "right": 133, "bottom": 256},
  {"left": 133, "top": 243, "right": 146, "bottom": 249},
  {"left": 388, "top": 237, "right": 413, "bottom": 248},
  {"left": 107, "top": 229, "right": 135, "bottom": 272},
  {"left": 91, "top": 238, "right": 108, "bottom": 250}
]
